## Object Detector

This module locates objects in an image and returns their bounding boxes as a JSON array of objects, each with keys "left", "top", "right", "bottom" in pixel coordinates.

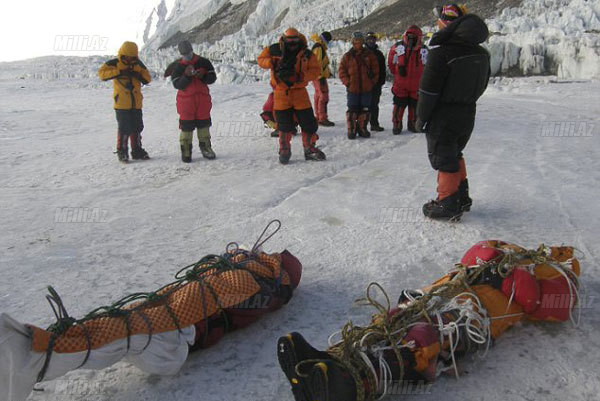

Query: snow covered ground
[{"left": 0, "top": 75, "right": 599, "bottom": 400}]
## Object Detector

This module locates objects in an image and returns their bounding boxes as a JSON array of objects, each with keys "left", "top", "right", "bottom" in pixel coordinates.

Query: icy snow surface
[{"left": 0, "top": 74, "right": 599, "bottom": 400}]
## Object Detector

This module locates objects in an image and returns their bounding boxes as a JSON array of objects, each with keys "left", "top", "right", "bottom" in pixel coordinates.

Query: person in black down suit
[
  {"left": 416, "top": 4, "right": 491, "bottom": 221},
  {"left": 365, "top": 31, "right": 387, "bottom": 132}
]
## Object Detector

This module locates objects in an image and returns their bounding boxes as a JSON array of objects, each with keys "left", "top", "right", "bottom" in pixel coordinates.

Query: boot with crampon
[
  {"left": 302, "top": 132, "right": 326, "bottom": 161},
  {"left": 423, "top": 192, "right": 463, "bottom": 221}
]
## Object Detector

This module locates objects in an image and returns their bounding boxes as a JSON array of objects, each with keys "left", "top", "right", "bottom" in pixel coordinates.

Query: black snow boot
[
  {"left": 116, "top": 149, "right": 129, "bottom": 163},
  {"left": 423, "top": 192, "right": 463, "bottom": 221},
  {"left": 459, "top": 179, "right": 473, "bottom": 212},
  {"left": 277, "top": 333, "right": 334, "bottom": 401},
  {"left": 131, "top": 147, "right": 150, "bottom": 160},
  {"left": 181, "top": 145, "right": 192, "bottom": 163},
  {"left": 307, "top": 360, "right": 358, "bottom": 401}
]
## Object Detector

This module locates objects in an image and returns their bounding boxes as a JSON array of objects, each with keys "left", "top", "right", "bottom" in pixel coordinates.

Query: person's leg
[
  {"left": 315, "top": 79, "right": 333, "bottom": 126},
  {"left": 313, "top": 80, "right": 322, "bottom": 122},
  {"left": 346, "top": 92, "right": 361, "bottom": 139},
  {"left": 370, "top": 85, "right": 383, "bottom": 130},
  {"left": 179, "top": 119, "right": 195, "bottom": 163},
  {"left": 197, "top": 120, "right": 216, "bottom": 160},
  {"left": 392, "top": 96, "right": 408, "bottom": 135},
  {"left": 115, "top": 110, "right": 132, "bottom": 162},
  {"left": 274, "top": 109, "right": 295, "bottom": 164},
  {"left": 407, "top": 94, "right": 418, "bottom": 133},
  {"left": 295, "top": 108, "right": 325, "bottom": 161},
  {"left": 357, "top": 92, "right": 373, "bottom": 138},
  {"left": 130, "top": 109, "right": 150, "bottom": 159}
]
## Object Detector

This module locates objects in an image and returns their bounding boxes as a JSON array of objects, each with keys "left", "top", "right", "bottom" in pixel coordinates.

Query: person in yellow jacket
[
  {"left": 257, "top": 28, "right": 326, "bottom": 164},
  {"left": 310, "top": 31, "right": 334, "bottom": 127},
  {"left": 98, "top": 41, "right": 152, "bottom": 163}
]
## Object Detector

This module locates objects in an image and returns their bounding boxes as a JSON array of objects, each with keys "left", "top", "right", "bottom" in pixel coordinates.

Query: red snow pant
[
  {"left": 177, "top": 91, "right": 212, "bottom": 131},
  {"left": 392, "top": 93, "right": 418, "bottom": 129},
  {"left": 312, "top": 78, "right": 330, "bottom": 122}
]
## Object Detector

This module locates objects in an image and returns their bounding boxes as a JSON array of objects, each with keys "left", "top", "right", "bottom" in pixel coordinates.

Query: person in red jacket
[
  {"left": 170, "top": 41, "right": 217, "bottom": 162},
  {"left": 388, "top": 25, "right": 428, "bottom": 134}
]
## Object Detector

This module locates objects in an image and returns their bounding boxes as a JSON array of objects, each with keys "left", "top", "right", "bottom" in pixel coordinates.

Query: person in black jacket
[
  {"left": 416, "top": 4, "right": 490, "bottom": 220},
  {"left": 170, "top": 40, "right": 217, "bottom": 162},
  {"left": 365, "top": 32, "right": 387, "bottom": 131}
]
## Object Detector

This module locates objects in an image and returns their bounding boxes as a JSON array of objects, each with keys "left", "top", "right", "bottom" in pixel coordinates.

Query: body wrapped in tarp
[{"left": 0, "top": 249, "right": 302, "bottom": 401}]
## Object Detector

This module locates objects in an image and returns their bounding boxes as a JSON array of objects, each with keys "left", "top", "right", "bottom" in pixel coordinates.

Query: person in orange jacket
[
  {"left": 338, "top": 32, "right": 380, "bottom": 139},
  {"left": 257, "top": 28, "right": 326, "bottom": 164},
  {"left": 98, "top": 41, "right": 152, "bottom": 163}
]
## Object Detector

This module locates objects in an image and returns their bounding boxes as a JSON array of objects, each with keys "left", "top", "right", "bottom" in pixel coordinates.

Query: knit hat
[
  {"left": 178, "top": 40, "right": 193, "bottom": 56},
  {"left": 351, "top": 31, "right": 364, "bottom": 42},
  {"left": 321, "top": 31, "right": 332, "bottom": 43}
]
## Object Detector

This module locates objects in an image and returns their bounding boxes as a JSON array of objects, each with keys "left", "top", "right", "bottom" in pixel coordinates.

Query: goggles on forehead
[{"left": 284, "top": 36, "right": 301, "bottom": 43}]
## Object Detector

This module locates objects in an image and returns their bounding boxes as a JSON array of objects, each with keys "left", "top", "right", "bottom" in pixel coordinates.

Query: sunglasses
[{"left": 284, "top": 36, "right": 301, "bottom": 43}]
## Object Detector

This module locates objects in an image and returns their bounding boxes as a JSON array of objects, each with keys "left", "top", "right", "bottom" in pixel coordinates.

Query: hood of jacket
[
  {"left": 429, "top": 14, "right": 489, "bottom": 47},
  {"left": 118, "top": 41, "right": 139, "bottom": 58}
]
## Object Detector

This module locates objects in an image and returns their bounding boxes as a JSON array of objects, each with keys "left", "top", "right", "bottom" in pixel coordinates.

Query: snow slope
[{"left": 0, "top": 74, "right": 599, "bottom": 400}]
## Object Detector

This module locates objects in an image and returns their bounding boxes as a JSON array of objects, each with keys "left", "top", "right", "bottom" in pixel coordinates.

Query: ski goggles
[
  {"left": 121, "top": 55, "right": 138, "bottom": 64},
  {"left": 283, "top": 35, "right": 301, "bottom": 44}
]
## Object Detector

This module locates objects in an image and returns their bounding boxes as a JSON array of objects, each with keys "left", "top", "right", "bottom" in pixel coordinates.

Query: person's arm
[
  {"left": 98, "top": 59, "right": 120, "bottom": 81},
  {"left": 416, "top": 48, "right": 449, "bottom": 127},
  {"left": 387, "top": 46, "right": 397, "bottom": 75},
  {"left": 197, "top": 58, "right": 217, "bottom": 84},
  {"left": 171, "top": 63, "right": 191, "bottom": 90},
  {"left": 338, "top": 54, "right": 349, "bottom": 87},
  {"left": 134, "top": 60, "right": 151, "bottom": 84},
  {"left": 257, "top": 46, "right": 274, "bottom": 69},
  {"left": 302, "top": 51, "right": 320, "bottom": 84},
  {"left": 369, "top": 53, "right": 379, "bottom": 87},
  {"left": 378, "top": 51, "right": 387, "bottom": 86}
]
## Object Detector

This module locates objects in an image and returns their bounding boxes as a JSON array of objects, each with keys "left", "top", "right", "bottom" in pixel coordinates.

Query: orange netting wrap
[{"left": 30, "top": 251, "right": 290, "bottom": 354}]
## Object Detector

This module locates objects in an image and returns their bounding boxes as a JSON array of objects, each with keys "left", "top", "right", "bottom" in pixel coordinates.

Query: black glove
[
  {"left": 120, "top": 69, "right": 135, "bottom": 77},
  {"left": 319, "top": 77, "right": 327, "bottom": 85},
  {"left": 398, "top": 66, "right": 407, "bottom": 77},
  {"left": 415, "top": 119, "right": 427, "bottom": 133}
]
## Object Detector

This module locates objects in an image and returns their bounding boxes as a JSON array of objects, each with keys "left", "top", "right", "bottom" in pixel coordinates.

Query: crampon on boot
[
  {"left": 459, "top": 179, "right": 473, "bottom": 212},
  {"left": 357, "top": 111, "right": 371, "bottom": 138},
  {"left": 423, "top": 192, "right": 463, "bottom": 221},
  {"left": 302, "top": 132, "right": 326, "bottom": 161},
  {"left": 181, "top": 145, "right": 192, "bottom": 163},
  {"left": 131, "top": 147, "right": 150, "bottom": 160},
  {"left": 279, "top": 131, "right": 293, "bottom": 164}
]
